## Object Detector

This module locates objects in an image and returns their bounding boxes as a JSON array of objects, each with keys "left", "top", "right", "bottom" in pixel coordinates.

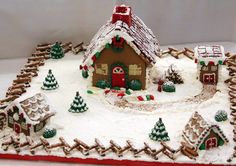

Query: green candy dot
[{"left": 200, "top": 61, "right": 205, "bottom": 66}]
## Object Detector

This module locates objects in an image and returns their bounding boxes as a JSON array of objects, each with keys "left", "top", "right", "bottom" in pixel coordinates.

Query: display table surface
[{"left": 0, "top": 41, "right": 235, "bottom": 166}]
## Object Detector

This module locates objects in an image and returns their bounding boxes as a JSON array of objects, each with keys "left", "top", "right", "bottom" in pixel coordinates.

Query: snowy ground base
[{"left": 0, "top": 42, "right": 236, "bottom": 164}]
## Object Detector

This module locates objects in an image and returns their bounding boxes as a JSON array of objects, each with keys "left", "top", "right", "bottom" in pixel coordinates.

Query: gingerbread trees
[
  {"left": 50, "top": 42, "right": 64, "bottom": 59},
  {"left": 149, "top": 118, "right": 170, "bottom": 142},
  {"left": 68, "top": 92, "right": 88, "bottom": 113},
  {"left": 41, "top": 69, "right": 59, "bottom": 90}
]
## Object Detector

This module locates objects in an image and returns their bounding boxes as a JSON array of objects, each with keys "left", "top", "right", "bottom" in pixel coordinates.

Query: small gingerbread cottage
[
  {"left": 194, "top": 45, "right": 225, "bottom": 84},
  {"left": 4, "top": 93, "right": 55, "bottom": 136},
  {"left": 182, "top": 112, "right": 228, "bottom": 150},
  {"left": 81, "top": 5, "right": 160, "bottom": 90}
]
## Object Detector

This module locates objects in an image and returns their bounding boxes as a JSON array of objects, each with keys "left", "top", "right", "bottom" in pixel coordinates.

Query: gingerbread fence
[
  {"left": 0, "top": 44, "right": 235, "bottom": 162},
  {"left": 0, "top": 42, "right": 85, "bottom": 109},
  {"left": 1, "top": 134, "right": 198, "bottom": 161},
  {"left": 225, "top": 53, "right": 236, "bottom": 162}
]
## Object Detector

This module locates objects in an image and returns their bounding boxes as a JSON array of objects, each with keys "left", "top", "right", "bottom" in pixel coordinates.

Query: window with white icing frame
[
  {"left": 201, "top": 66, "right": 208, "bottom": 71},
  {"left": 21, "top": 122, "right": 28, "bottom": 130},
  {"left": 129, "top": 64, "right": 142, "bottom": 75},
  {"left": 210, "top": 65, "right": 218, "bottom": 72},
  {"left": 8, "top": 116, "right": 13, "bottom": 124},
  {"left": 95, "top": 64, "right": 108, "bottom": 75}
]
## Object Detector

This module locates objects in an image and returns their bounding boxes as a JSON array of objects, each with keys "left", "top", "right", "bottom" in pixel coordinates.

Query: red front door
[
  {"left": 203, "top": 73, "right": 215, "bottom": 84},
  {"left": 14, "top": 123, "right": 21, "bottom": 134},
  {"left": 206, "top": 137, "right": 217, "bottom": 149},
  {"left": 112, "top": 66, "right": 125, "bottom": 87}
]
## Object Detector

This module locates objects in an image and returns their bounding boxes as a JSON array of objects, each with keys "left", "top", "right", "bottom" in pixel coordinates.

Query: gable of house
[{"left": 92, "top": 42, "right": 147, "bottom": 89}]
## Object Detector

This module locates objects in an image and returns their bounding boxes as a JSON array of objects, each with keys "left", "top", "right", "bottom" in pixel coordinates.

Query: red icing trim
[{"left": 0, "top": 153, "right": 225, "bottom": 166}]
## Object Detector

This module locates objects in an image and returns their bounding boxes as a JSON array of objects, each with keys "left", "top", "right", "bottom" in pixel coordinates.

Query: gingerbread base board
[
  {"left": 0, "top": 153, "right": 224, "bottom": 166},
  {"left": 0, "top": 42, "right": 236, "bottom": 165}
]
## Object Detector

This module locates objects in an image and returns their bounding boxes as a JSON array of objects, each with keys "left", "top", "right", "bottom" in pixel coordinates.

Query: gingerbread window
[
  {"left": 95, "top": 64, "right": 108, "bottom": 75},
  {"left": 8, "top": 116, "right": 13, "bottom": 124},
  {"left": 202, "top": 66, "right": 208, "bottom": 71},
  {"left": 21, "top": 122, "right": 28, "bottom": 130},
  {"left": 129, "top": 64, "right": 142, "bottom": 75},
  {"left": 211, "top": 65, "right": 218, "bottom": 72}
]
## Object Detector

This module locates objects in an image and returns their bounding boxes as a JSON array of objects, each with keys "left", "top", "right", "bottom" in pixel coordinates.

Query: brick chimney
[{"left": 112, "top": 5, "right": 132, "bottom": 27}]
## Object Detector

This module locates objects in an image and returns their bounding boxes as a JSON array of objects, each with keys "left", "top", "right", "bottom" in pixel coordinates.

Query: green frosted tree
[
  {"left": 149, "top": 118, "right": 170, "bottom": 142},
  {"left": 41, "top": 69, "right": 59, "bottom": 90},
  {"left": 50, "top": 42, "right": 64, "bottom": 59},
  {"left": 68, "top": 92, "right": 88, "bottom": 113},
  {"left": 215, "top": 110, "right": 228, "bottom": 122}
]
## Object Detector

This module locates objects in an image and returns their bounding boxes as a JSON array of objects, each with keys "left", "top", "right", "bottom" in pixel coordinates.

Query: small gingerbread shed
[
  {"left": 182, "top": 112, "right": 228, "bottom": 150},
  {"left": 194, "top": 45, "right": 225, "bottom": 84},
  {"left": 4, "top": 93, "right": 55, "bottom": 136},
  {"left": 81, "top": 5, "right": 160, "bottom": 90}
]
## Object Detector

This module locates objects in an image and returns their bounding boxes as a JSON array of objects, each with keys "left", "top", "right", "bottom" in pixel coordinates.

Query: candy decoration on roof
[
  {"left": 68, "top": 92, "right": 88, "bottom": 113},
  {"left": 112, "top": 35, "right": 125, "bottom": 52},
  {"left": 50, "top": 42, "right": 64, "bottom": 59},
  {"left": 41, "top": 69, "right": 59, "bottom": 90},
  {"left": 149, "top": 118, "right": 170, "bottom": 142}
]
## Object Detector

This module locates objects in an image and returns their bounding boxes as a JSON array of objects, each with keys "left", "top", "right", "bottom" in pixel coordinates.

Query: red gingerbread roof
[{"left": 83, "top": 8, "right": 160, "bottom": 66}]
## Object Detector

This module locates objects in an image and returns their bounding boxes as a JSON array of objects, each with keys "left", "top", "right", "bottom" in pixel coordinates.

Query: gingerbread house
[
  {"left": 182, "top": 112, "right": 228, "bottom": 150},
  {"left": 81, "top": 5, "right": 160, "bottom": 90},
  {"left": 4, "top": 93, "right": 55, "bottom": 136},
  {"left": 194, "top": 45, "right": 225, "bottom": 84}
]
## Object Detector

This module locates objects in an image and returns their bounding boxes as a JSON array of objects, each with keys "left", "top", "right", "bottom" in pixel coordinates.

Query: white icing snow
[
  {"left": 194, "top": 45, "right": 225, "bottom": 64},
  {"left": 1, "top": 42, "right": 235, "bottom": 164}
]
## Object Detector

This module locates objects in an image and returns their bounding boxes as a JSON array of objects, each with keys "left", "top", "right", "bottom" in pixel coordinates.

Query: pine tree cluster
[{"left": 165, "top": 64, "right": 184, "bottom": 84}]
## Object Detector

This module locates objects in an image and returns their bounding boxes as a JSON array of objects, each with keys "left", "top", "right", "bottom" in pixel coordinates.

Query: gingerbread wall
[
  {"left": 7, "top": 106, "right": 30, "bottom": 136},
  {"left": 199, "top": 65, "right": 218, "bottom": 84},
  {"left": 92, "top": 42, "right": 147, "bottom": 89},
  {"left": 199, "top": 129, "right": 222, "bottom": 150}
]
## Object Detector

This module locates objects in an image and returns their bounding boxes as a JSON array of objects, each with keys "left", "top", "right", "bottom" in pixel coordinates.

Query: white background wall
[{"left": 0, "top": 0, "right": 236, "bottom": 59}]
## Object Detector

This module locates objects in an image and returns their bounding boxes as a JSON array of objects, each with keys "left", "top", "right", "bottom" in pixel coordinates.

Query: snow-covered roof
[
  {"left": 83, "top": 13, "right": 160, "bottom": 66},
  {"left": 182, "top": 112, "right": 228, "bottom": 149},
  {"left": 194, "top": 45, "right": 225, "bottom": 65},
  {"left": 5, "top": 93, "right": 55, "bottom": 125}
]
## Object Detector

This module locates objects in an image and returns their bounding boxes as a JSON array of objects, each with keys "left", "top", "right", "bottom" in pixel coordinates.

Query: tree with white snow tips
[
  {"left": 41, "top": 69, "right": 59, "bottom": 90},
  {"left": 50, "top": 42, "right": 64, "bottom": 59},
  {"left": 68, "top": 92, "right": 88, "bottom": 113},
  {"left": 149, "top": 118, "right": 170, "bottom": 142}
]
